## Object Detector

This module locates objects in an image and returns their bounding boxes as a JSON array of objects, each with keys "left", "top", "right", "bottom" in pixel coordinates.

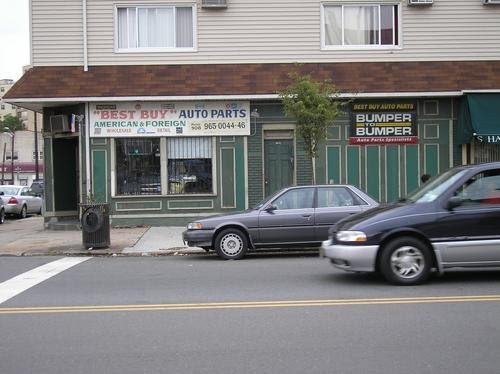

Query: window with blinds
[{"left": 167, "top": 137, "right": 213, "bottom": 194}]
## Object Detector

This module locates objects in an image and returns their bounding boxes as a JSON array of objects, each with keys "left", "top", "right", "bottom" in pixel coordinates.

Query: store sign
[
  {"left": 475, "top": 135, "right": 500, "bottom": 144},
  {"left": 89, "top": 101, "right": 250, "bottom": 137},
  {"left": 349, "top": 101, "right": 418, "bottom": 145}
]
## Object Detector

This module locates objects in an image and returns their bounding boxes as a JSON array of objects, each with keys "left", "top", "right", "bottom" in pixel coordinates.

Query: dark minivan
[{"left": 321, "top": 162, "right": 500, "bottom": 285}]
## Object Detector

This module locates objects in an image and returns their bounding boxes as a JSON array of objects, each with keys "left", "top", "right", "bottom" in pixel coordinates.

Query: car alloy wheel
[
  {"left": 19, "top": 205, "right": 27, "bottom": 219},
  {"left": 215, "top": 228, "right": 248, "bottom": 260},
  {"left": 380, "top": 237, "right": 432, "bottom": 285}
]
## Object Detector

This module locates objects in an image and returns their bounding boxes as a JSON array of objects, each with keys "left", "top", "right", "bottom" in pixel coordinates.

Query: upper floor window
[
  {"left": 322, "top": 4, "right": 399, "bottom": 48},
  {"left": 117, "top": 6, "right": 194, "bottom": 51}
]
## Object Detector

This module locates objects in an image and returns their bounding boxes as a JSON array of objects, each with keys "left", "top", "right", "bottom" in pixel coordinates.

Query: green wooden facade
[{"left": 41, "top": 97, "right": 458, "bottom": 226}]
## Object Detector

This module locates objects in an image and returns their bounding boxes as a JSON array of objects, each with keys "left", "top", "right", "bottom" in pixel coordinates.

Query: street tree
[
  {"left": 279, "top": 72, "right": 343, "bottom": 184},
  {"left": 0, "top": 114, "right": 24, "bottom": 132}
]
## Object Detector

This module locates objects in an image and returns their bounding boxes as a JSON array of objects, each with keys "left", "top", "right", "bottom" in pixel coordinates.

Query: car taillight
[{"left": 8, "top": 197, "right": 18, "bottom": 204}]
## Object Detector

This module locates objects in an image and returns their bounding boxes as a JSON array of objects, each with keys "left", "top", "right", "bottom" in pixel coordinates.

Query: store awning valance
[{"left": 458, "top": 94, "right": 500, "bottom": 144}]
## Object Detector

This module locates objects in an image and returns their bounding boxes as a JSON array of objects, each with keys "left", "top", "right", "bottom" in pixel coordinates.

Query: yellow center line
[{"left": 1, "top": 295, "right": 500, "bottom": 315}]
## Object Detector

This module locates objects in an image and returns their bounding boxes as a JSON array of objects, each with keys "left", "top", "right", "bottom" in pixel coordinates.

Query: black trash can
[{"left": 81, "top": 203, "right": 110, "bottom": 249}]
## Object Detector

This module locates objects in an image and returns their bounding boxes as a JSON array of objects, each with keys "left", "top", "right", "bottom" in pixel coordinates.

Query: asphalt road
[{"left": 1, "top": 254, "right": 500, "bottom": 374}]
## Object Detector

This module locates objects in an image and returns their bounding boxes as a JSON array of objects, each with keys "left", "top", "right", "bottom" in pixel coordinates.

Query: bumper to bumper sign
[{"left": 321, "top": 240, "right": 379, "bottom": 273}]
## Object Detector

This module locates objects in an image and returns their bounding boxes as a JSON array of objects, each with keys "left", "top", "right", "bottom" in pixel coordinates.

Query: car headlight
[
  {"left": 187, "top": 222, "right": 203, "bottom": 230},
  {"left": 336, "top": 230, "right": 367, "bottom": 242}
]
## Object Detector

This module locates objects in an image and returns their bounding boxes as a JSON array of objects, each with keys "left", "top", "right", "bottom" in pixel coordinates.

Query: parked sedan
[
  {"left": 321, "top": 162, "right": 500, "bottom": 285},
  {"left": 183, "top": 185, "right": 378, "bottom": 259},
  {"left": 0, "top": 185, "right": 43, "bottom": 218}
]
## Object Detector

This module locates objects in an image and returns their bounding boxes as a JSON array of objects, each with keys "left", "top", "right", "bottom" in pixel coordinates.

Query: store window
[
  {"left": 117, "top": 6, "right": 194, "bottom": 50},
  {"left": 323, "top": 4, "right": 399, "bottom": 47},
  {"left": 115, "top": 138, "right": 161, "bottom": 195},
  {"left": 168, "top": 137, "right": 213, "bottom": 194}
]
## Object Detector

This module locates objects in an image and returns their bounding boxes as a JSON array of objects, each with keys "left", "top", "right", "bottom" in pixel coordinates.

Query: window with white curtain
[
  {"left": 167, "top": 137, "right": 213, "bottom": 195},
  {"left": 323, "top": 4, "right": 399, "bottom": 47},
  {"left": 117, "top": 6, "right": 194, "bottom": 50}
]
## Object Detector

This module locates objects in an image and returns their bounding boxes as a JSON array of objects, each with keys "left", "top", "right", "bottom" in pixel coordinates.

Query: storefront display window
[
  {"left": 167, "top": 137, "right": 213, "bottom": 194},
  {"left": 115, "top": 138, "right": 161, "bottom": 195}
]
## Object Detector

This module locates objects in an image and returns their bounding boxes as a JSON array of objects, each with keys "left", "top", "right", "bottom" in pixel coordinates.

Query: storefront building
[{"left": 4, "top": 1, "right": 500, "bottom": 227}]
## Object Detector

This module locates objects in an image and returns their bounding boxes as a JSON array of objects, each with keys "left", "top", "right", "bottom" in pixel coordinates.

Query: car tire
[
  {"left": 214, "top": 228, "right": 248, "bottom": 260},
  {"left": 379, "top": 237, "right": 432, "bottom": 285},
  {"left": 19, "top": 205, "right": 27, "bottom": 219},
  {"left": 0, "top": 209, "right": 4, "bottom": 224}
]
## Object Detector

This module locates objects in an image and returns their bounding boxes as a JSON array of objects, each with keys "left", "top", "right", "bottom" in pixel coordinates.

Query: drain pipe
[{"left": 82, "top": 0, "right": 88, "bottom": 72}]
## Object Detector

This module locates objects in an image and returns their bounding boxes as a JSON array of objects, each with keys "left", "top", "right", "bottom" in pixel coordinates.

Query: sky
[{"left": 0, "top": 0, "right": 30, "bottom": 81}]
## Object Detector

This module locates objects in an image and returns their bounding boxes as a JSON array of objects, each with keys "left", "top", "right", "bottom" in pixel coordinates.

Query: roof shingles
[{"left": 5, "top": 61, "right": 500, "bottom": 100}]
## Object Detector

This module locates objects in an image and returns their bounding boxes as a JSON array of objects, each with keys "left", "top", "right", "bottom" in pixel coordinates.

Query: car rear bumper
[
  {"left": 182, "top": 229, "right": 215, "bottom": 248},
  {"left": 321, "top": 240, "right": 379, "bottom": 272},
  {"left": 4, "top": 204, "right": 20, "bottom": 215}
]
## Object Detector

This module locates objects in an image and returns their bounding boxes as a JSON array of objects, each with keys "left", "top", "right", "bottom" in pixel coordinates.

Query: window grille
[{"left": 115, "top": 138, "right": 161, "bottom": 195}]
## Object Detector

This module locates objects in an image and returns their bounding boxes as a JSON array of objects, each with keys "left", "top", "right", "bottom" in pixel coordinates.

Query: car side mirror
[
  {"left": 265, "top": 204, "right": 277, "bottom": 212},
  {"left": 0, "top": 191, "right": 3, "bottom": 196},
  {"left": 447, "top": 196, "right": 462, "bottom": 210}
]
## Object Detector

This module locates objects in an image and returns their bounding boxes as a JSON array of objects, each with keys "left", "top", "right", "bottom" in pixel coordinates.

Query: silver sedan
[{"left": 0, "top": 185, "right": 43, "bottom": 218}]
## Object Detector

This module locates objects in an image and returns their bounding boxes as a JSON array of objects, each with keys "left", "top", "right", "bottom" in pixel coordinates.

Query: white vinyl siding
[
  {"left": 31, "top": 0, "right": 84, "bottom": 66},
  {"left": 31, "top": 0, "right": 500, "bottom": 67}
]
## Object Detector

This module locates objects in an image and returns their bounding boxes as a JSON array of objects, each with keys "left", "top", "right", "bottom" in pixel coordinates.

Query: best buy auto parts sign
[
  {"left": 349, "top": 101, "right": 418, "bottom": 144},
  {"left": 89, "top": 101, "right": 250, "bottom": 137}
]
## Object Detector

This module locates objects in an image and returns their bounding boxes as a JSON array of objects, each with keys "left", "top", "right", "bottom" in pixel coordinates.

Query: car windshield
[
  {"left": 405, "top": 168, "right": 468, "bottom": 203},
  {"left": 0, "top": 187, "right": 20, "bottom": 196}
]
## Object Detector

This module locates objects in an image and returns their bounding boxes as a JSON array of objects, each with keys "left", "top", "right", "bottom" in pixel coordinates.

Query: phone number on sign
[{"left": 190, "top": 121, "right": 247, "bottom": 131}]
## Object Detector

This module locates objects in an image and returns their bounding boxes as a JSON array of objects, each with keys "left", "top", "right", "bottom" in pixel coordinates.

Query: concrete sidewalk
[{"left": 0, "top": 216, "right": 205, "bottom": 257}]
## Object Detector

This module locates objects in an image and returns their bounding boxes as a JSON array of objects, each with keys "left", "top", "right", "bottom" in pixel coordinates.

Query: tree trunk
[{"left": 311, "top": 156, "right": 316, "bottom": 185}]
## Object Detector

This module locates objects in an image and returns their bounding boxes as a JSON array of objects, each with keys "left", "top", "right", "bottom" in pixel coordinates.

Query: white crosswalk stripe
[{"left": 0, "top": 257, "right": 91, "bottom": 304}]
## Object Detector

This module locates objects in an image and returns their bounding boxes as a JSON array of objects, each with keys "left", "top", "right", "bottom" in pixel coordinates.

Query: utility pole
[
  {"left": 34, "top": 112, "right": 39, "bottom": 181},
  {"left": 10, "top": 131, "right": 14, "bottom": 184},
  {"left": 2, "top": 129, "right": 14, "bottom": 184},
  {"left": 1, "top": 142, "right": 6, "bottom": 184}
]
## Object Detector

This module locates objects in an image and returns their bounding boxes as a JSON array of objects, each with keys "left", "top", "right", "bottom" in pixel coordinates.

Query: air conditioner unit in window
[
  {"left": 50, "top": 114, "right": 70, "bottom": 133},
  {"left": 202, "top": 0, "right": 228, "bottom": 8},
  {"left": 408, "top": 0, "right": 433, "bottom": 5},
  {"left": 483, "top": 0, "right": 500, "bottom": 5}
]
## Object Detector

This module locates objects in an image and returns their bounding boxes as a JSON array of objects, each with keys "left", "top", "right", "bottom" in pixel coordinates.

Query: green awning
[{"left": 457, "top": 94, "right": 500, "bottom": 144}]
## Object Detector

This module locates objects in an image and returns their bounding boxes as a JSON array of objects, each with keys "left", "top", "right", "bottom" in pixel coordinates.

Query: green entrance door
[{"left": 264, "top": 139, "right": 294, "bottom": 197}]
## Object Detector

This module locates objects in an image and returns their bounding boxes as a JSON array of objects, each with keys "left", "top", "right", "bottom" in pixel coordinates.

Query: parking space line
[{"left": 0, "top": 257, "right": 91, "bottom": 304}]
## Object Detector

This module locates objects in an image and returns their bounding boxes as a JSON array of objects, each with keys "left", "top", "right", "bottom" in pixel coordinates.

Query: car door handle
[{"left": 302, "top": 214, "right": 312, "bottom": 217}]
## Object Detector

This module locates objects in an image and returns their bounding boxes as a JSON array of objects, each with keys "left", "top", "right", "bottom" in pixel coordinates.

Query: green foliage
[
  {"left": 279, "top": 72, "right": 343, "bottom": 160},
  {"left": 0, "top": 114, "right": 24, "bottom": 132}
]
